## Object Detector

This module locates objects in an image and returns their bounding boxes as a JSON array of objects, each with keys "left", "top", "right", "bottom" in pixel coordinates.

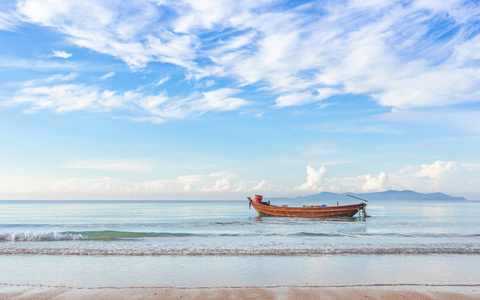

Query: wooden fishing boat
[{"left": 247, "top": 195, "right": 367, "bottom": 218}]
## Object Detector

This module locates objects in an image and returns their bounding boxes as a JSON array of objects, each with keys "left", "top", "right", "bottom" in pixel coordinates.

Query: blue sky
[{"left": 0, "top": 0, "right": 479, "bottom": 200}]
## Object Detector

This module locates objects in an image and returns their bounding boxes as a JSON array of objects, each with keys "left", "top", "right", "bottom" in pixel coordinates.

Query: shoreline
[
  {"left": 3, "top": 282, "right": 480, "bottom": 288},
  {"left": 1, "top": 284, "right": 479, "bottom": 300}
]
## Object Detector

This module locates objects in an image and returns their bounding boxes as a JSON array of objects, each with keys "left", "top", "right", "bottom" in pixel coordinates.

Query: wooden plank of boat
[{"left": 247, "top": 196, "right": 367, "bottom": 218}]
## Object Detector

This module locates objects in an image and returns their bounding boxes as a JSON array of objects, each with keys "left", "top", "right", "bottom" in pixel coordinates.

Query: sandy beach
[
  {"left": 1, "top": 284, "right": 479, "bottom": 300},
  {"left": 1, "top": 253, "right": 480, "bottom": 299}
]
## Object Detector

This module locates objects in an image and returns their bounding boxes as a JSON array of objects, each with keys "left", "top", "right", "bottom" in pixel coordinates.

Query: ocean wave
[
  {"left": 0, "top": 231, "right": 207, "bottom": 241},
  {"left": 0, "top": 232, "right": 84, "bottom": 242}
]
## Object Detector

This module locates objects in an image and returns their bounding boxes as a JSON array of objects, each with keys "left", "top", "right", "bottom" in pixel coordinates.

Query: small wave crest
[{"left": 0, "top": 232, "right": 84, "bottom": 242}]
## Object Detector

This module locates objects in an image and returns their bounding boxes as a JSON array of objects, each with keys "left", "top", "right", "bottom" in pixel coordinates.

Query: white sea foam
[
  {"left": 0, "top": 232, "right": 84, "bottom": 242},
  {"left": 1, "top": 241, "right": 479, "bottom": 256}
]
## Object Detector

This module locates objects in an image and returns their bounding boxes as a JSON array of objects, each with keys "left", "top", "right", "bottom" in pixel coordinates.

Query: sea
[{"left": 1, "top": 199, "right": 479, "bottom": 288}]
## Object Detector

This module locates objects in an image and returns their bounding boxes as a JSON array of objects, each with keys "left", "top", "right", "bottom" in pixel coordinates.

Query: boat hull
[{"left": 248, "top": 198, "right": 366, "bottom": 218}]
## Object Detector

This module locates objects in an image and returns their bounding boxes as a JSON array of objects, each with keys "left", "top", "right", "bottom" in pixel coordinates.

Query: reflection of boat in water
[{"left": 247, "top": 195, "right": 368, "bottom": 218}]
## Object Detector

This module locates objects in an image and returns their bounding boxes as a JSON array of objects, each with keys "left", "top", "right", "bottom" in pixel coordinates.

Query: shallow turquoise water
[
  {"left": 0, "top": 200, "right": 479, "bottom": 255},
  {"left": 1, "top": 199, "right": 479, "bottom": 287}
]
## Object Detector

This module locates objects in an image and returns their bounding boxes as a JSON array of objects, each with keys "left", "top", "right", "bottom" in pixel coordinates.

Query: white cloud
[
  {"left": 7, "top": 79, "right": 250, "bottom": 122},
  {"left": 196, "top": 88, "right": 250, "bottom": 112},
  {"left": 5, "top": 0, "right": 480, "bottom": 123},
  {"left": 47, "top": 72, "right": 78, "bottom": 82},
  {"left": 0, "top": 161, "right": 477, "bottom": 200},
  {"left": 7, "top": 0, "right": 480, "bottom": 111},
  {"left": 416, "top": 161, "right": 458, "bottom": 179},
  {"left": 48, "top": 171, "right": 267, "bottom": 197},
  {"left": 233, "top": 179, "right": 272, "bottom": 193},
  {"left": 100, "top": 71, "right": 115, "bottom": 80},
  {"left": 388, "top": 161, "right": 466, "bottom": 194},
  {"left": 0, "top": 57, "right": 110, "bottom": 72},
  {"left": 296, "top": 165, "right": 326, "bottom": 191},
  {"left": 135, "top": 88, "right": 250, "bottom": 120},
  {"left": 253, "top": 180, "right": 269, "bottom": 191},
  {"left": 156, "top": 76, "right": 170, "bottom": 86},
  {"left": 203, "top": 79, "right": 216, "bottom": 88},
  {"left": 14, "top": 72, "right": 78, "bottom": 88},
  {"left": 362, "top": 172, "right": 389, "bottom": 192},
  {"left": 171, "top": 0, "right": 271, "bottom": 34},
  {"left": 398, "top": 161, "right": 459, "bottom": 180},
  {"left": 372, "top": 67, "right": 480, "bottom": 108},
  {"left": 205, "top": 1, "right": 480, "bottom": 109},
  {"left": 0, "top": 9, "right": 19, "bottom": 30},
  {"left": 51, "top": 50, "right": 72, "bottom": 58},
  {"left": 296, "top": 161, "right": 469, "bottom": 196},
  {"left": 17, "top": 0, "right": 196, "bottom": 70},
  {"left": 275, "top": 92, "right": 318, "bottom": 108},
  {"left": 275, "top": 89, "right": 338, "bottom": 108},
  {"left": 11, "top": 84, "right": 127, "bottom": 113}
]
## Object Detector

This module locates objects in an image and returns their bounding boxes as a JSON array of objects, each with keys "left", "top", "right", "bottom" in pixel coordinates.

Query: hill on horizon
[{"left": 268, "top": 190, "right": 467, "bottom": 201}]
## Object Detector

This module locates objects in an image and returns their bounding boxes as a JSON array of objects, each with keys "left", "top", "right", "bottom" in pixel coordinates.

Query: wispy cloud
[
  {"left": 275, "top": 89, "right": 338, "bottom": 108},
  {"left": 195, "top": 88, "right": 250, "bottom": 112},
  {"left": 11, "top": 84, "right": 127, "bottom": 113},
  {"left": 0, "top": 57, "right": 116, "bottom": 72},
  {"left": 156, "top": 76, "right": 170, "bottom": 86},
  {"left": 7, "top": 0, "right": 480, "bottom": 112},
  {"left": 50, "top": 50, "right": 72, "bottom": 59},
  {"left": 380, "top": 108, "right": 480, "bottom": 133},
  {"left": 17, "top": 0, "right": 195, "bottom": 70},
  {"left": 0, "top": 9, "right": 19, "bottom": 30},
  {"left": 11, "top": 72, "right": 78, "bottom": 88},
  {"left": 1, "top": 0, "right": 478, "bottom": 133},
  {"left": 7, "top": 79, "right": 250, "bottom": 121},
  {"left": 100, "top": 71, "right": 115, "bottom": 80},
  {"left": 136, "top": 88, "right": 251, "bottom": 120}
]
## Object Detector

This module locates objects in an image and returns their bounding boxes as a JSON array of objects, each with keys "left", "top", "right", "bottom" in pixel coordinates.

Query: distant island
[{"left": 269, "top": 190, "right": 467, "bottom": 201}]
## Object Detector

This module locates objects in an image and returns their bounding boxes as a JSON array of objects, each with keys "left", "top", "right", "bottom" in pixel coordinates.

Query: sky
[{"left": 0, "top": 0, "right": 479, "bottom": 200}]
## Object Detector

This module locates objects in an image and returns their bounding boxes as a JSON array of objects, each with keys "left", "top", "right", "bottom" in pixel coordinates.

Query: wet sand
[
  {"left": 1, "top": 285, "right": 479, "bottom": 300},
  {"left": 2, "top": 254, "right": 479, "bottom": 299}
]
